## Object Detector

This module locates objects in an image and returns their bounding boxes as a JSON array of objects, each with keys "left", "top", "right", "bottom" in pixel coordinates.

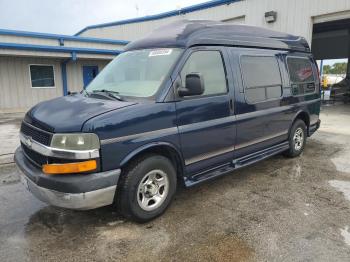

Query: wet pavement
[
  {"left": 1, "top": 105, "right": 350, "bottom": 261},
  {"left": 0, "top": 113, "right": 22, "bottom": 165}
]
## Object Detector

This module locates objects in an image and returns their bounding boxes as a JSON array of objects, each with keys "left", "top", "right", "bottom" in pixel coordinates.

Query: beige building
[
  {"left": 0, "top": 30, "right": 128, "bottom": 112},
  {"left": 77, "top": 0, "right": 350, "bottom": 52},
  {"left": 2, "top": 0, "right": 350, "bottom": 111},
  {"left": 77, "top": 0, "right": 350, "bottom": 65}
]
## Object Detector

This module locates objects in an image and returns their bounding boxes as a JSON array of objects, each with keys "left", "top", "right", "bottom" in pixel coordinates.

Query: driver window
[{"left": 180, "top": 51, "right": 228, "bottom": 96}]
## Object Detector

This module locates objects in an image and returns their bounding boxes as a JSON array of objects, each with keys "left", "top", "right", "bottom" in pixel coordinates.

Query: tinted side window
[
  {"left": 287, "top": 57, "right": 315, "bottom": 95},
  {"left": 181, "top": 51, "right": 227, "bottom": 96},
  {"left": 240, "top": 56, "right": 282, "bottom": 103}
]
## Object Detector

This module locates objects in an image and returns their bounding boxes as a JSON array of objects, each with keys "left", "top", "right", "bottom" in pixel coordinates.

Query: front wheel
[
  {"left": 116, "top": 154, "right": 177, "bottom": 222},
  {"left": 283, "top": 119, "right": 307, "bottom": 158}
]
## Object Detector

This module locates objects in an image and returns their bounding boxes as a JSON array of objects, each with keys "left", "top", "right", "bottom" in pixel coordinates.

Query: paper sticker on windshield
[{"left": 149, "top": 49, "right": 173, "bottom": 57}]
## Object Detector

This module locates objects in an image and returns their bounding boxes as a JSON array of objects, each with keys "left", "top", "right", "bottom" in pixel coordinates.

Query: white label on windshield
[{"left": 149, "top": 49, "right": 173, "bottom": 57}]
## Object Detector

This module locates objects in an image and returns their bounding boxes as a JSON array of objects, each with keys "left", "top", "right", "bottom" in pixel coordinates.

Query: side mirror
[{"left": 178, "top": 73, "right": 204, "bottom": 97}]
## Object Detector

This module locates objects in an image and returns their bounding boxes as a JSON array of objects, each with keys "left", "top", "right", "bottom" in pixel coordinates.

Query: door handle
[{"left": 229, "top": 99, "right": 234, "bottom": 111}]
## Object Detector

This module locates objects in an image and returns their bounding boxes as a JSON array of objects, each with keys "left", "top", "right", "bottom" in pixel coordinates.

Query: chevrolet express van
[{"left": 15, "top": 20, "right": 321, "bottom": 222}]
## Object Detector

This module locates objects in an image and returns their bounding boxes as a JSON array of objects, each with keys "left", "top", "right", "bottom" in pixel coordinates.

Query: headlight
[{"left": 51, "top": 133, "right": 100, "bottom": 151}]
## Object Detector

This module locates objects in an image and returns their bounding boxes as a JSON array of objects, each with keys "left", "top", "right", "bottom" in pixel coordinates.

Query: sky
[
  {"left": 316, "top": 59, "right": 348, "bottom": 75},
  {"left": 0, "top": 0, "right": 348, "bottom": 67},
  {"left": 0, "top": 0, "right": 204, "bottom": 35},
  {"left": 321, "top": 59, "right": 348, "bottom": 66}
]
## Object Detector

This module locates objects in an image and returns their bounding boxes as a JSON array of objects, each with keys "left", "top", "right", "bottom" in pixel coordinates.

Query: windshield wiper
[
  {"left": 92, "top": 89, "right": 125, "bottom": 101},
  {"left": 81, "top": 89, "right": 90, "bottom": 97}
]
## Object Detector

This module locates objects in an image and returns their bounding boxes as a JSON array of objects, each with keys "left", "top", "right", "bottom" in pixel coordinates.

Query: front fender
[{"left": 119, "top": 141, "right": 184, "bottom": 168}]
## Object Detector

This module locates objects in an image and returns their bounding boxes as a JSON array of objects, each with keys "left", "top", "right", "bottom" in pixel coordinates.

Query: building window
[
  {"left": 286, "top": 57, "right": 315, "bottom": 95},
  {"left": 29, "top": 65, "right": 55, "bottom": 88},
  {"left": 180, "top": 51, "right": 228, "bottom": 96},
  {"left": 240, "top": 55, "right": 282, "bottom": 103}
]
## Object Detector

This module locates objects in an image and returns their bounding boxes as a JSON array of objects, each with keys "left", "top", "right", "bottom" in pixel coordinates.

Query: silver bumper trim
[
  {"left": 20, "top": 133, "right": 100, "bottom": 160},
  {"left": 20, "top": 173, "right": 116, "bottom": 210}
]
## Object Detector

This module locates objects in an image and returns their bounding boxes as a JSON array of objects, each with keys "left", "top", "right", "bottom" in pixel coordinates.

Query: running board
[
  {"left": 233, "top": 141, "right": 289, "bottom": 168},
  {"left": 185, "top": 141, "right": 289, "bottom": 187}
]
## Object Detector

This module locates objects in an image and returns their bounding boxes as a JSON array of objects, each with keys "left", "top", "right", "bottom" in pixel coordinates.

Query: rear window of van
[
  {"left": 287, "top": 57, "right": 316, "bottom": 95},
  {"left": 287, "top": 57, "right": 314, "bottom": 83}
]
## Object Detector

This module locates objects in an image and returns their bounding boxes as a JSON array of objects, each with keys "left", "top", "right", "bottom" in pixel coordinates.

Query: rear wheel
[
  {"left": 284, "top": 119, "right": 307, "bottom": 158},
  {"left": 116, "top": 154, "right": 177, "bottom": 222}
]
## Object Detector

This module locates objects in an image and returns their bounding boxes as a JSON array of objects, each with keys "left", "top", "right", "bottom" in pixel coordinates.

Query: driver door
[{"left": 175, "top": 47, "right": 236, "bottom": 176}]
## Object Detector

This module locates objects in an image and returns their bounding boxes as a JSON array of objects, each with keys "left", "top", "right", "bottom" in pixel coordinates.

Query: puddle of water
[
  {"left": 325, "top": 137, "right": 350, "bottom": 174},
  {"left": 331, "top": 151, "right": 350, "bottom": 174},
  {"left": 340, "top": 226, "right": 350, "bottom": 246},
  {"left": 330, "top": 181, "right": 350, "bottom": 246},
  {"left": 329, "top": 180, "right": 350, "bottom": 202}
]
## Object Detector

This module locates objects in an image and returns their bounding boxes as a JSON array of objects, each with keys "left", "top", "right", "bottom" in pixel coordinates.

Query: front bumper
[{"left": 14, "top": 147, "right": 121, "bottom": 210}]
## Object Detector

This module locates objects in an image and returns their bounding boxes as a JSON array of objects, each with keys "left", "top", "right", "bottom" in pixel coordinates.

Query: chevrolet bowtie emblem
[{"left": 25, "top": 137, "right": 33, "bottom": 148}]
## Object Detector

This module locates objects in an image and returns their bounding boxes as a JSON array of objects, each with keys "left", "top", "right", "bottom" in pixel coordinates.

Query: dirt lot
[{"left": 1, "top": 105, "right": 350, "bottom": 262}]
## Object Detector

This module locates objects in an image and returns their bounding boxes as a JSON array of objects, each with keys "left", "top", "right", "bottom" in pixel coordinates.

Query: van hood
[{"left": 25, "top": 94, "right": 137, "bottom": 133}]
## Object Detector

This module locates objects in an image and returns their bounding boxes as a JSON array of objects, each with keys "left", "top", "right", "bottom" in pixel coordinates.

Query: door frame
[
  {"left": 82, "top": 65, "right": 99, "bottom": 88},
  {"left": 171, "top": 46, "right": 237, "bottom": 175}
]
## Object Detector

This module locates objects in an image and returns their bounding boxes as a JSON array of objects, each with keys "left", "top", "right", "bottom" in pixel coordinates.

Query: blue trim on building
[
  {"left": 59, "top": 38, "right": 65, "bottom": 46},
  {"left": 75, "top": 0, "right": 240, "bottom": 36},
  {"left": 60, "top": 51, "right": 89, "bottom": 96},
  {"left": 0, "top": 28, "right": 129, "bottom": 45},
  {"left": 319, "top": 60, "right": 324, "bottom": 78},
  {"left": 71, "top": 51, "right": 77, "bottom": 61},
  {"left": 61, "top": 61, "right": 68, "bottom": 96},
  {"left": 0, "top": 42, "right": 122, "bottom": 55}
]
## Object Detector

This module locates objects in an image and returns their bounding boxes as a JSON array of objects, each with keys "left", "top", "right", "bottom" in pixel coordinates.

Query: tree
[
  {"left": 331, "top": 63, "right": 347, "bottom": 74},
  {"left": 323, "top": 65, "right": 331, "bottom": 74},
  {"left": 322, "top": 62, "right": 347, "bottom": 75}
]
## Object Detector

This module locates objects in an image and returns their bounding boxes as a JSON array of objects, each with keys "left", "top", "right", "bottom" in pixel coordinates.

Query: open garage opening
[{"left": 312, "top": 17, "right": 350, "bottom": 104}]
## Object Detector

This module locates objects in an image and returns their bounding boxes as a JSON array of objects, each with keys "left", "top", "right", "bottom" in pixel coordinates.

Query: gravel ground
[{"left": 0, "top": 105, "right": 350, "bottom": 262}]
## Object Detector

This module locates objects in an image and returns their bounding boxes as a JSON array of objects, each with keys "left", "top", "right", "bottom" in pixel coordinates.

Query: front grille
[
  {"left": 20, "top": 121, "right": 52, "bottom": 146},
  {"left": 21, "top": 143, "right": 48, "bottom": 167}
]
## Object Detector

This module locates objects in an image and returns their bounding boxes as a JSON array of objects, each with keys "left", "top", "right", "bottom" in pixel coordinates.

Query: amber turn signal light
[{"left": 42, "top": 160, "right": 97, "bottom": 175}]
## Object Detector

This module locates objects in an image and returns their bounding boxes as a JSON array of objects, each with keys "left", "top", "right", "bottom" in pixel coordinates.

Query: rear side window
[
  {"left": 286, "top": 57, "right": 315, "bottom": 95},
  {"left": 180, "top": 51, "right": 227, "bottom": 96},
  {"left": 240, "top": 56, "right": 282, "bottom": 103}
]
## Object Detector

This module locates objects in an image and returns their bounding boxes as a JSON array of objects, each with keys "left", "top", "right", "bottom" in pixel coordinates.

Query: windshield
[{"left": 86, "top": 48, "right": 182, "bottom": 98}]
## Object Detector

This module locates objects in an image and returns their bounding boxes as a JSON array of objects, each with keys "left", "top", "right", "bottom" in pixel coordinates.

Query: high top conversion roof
[{"left": 125, "top": 20, "right": 310, "bottom": 52}]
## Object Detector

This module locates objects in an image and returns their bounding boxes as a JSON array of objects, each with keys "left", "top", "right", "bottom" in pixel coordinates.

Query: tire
[
  {"left": 283, "top": 119, "right": 307, "bottom": 158},
  {"left": 116, "top": 154, "right": 177, "bottom": 223}
]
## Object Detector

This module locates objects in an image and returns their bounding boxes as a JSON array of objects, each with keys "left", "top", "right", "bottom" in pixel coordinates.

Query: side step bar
[
  {"left": 185, "top": 141, "right": 289, "bottom": 187},
  {"left": 233, "top": 141, "right": 289, "bottom": 168}
]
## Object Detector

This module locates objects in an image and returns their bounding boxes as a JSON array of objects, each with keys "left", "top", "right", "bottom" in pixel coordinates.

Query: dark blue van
[{"left": 15, "top": 20, "right": 321, "bottom": 222}]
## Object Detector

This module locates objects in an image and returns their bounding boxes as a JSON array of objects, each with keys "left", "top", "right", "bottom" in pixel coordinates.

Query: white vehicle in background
[
  {"left": 321, "top": 74, "right": 347, "bottom": 102},
  {"left": 322, "top": 74, "right": 345, "bottom": 87},
  {"left": 321, "top": 74, "right": 350, "bottom": 103}
]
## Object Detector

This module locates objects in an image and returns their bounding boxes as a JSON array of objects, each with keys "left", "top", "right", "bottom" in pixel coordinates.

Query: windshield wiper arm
[
  {"left": 81, "top": 89, "right": 90, "bottom": 97},
  {"left": 92, "top": 90, "right": 125, "bottom": 101}
]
